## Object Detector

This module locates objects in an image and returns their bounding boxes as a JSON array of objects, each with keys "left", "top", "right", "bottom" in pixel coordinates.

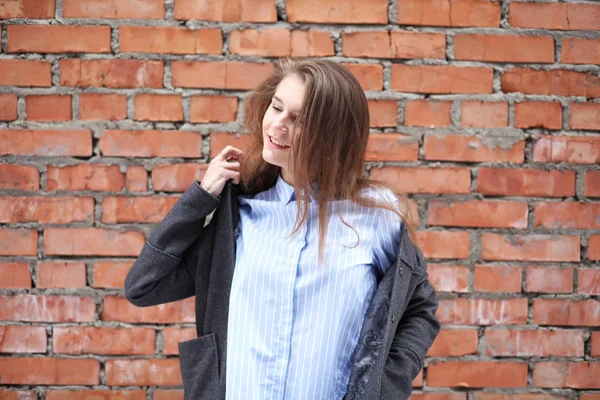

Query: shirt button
[{"left": 391, "top": 313, "right": 397, "bottom": 323}]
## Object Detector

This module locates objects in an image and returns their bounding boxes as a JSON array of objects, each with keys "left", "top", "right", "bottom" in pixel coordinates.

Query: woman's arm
[
  {"left": 124, "top": 181, "right": 219, "bottom": 307},
  {"left": 379, "top": 258, "right": 440, "bottom": 399}
]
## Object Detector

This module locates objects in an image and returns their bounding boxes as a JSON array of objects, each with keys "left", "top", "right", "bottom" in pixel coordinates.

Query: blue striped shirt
[{"left": 226, "top": 174, "right": 402, "bottom": 400}]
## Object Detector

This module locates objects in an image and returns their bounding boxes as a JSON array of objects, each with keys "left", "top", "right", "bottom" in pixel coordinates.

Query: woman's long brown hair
[{"left": 240, "top": 58, "right": 416, "bottom": 261}]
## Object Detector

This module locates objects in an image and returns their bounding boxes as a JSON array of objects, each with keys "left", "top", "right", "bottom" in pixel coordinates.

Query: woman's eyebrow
[{"left": 273, "top": 96, "right": 299, "bottom": 115}]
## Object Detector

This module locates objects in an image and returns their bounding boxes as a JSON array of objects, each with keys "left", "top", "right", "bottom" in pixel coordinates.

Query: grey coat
[{"left": 125, "top": 181, "right": 440, "bottom": 400}]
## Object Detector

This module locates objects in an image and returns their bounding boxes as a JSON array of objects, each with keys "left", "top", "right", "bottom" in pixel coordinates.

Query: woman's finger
[
  {"left": 218, "top": 146, "right": 244, "bottom": 162},
  {"left": 218, "top": 161, "right": 241, "bottom": 171}
]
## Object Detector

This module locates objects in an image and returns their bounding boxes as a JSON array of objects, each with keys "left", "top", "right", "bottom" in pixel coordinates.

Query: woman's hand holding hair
[{"left": 199, "top": 145, "right": 244, "bottom": 198}]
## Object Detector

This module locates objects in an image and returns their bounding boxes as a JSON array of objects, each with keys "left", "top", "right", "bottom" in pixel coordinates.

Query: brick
[
  {"left": 174, "top": 0, "right": 276, "bottom": 22},
  {"left": 80, "top": 93, "right": 127, "bottom": 121},
  {"left": 209, "top": 133, "right": 252, "bottom": 159},
  {"left": 592, "top": 332, "right": 600, "bottom": 356},
  {"left": 0, "top": 165, "right": 39, "bottom": 190},
  {"left": 427, "top": 329, "right": 478, "bottom": 356},
  {"left": 342, "top": 64, "right": 383, "bottom": 91},
  {"left": 0, "top": 0, "right": 54, "bottom": 18},
  {"left": 63, "top": 0, "right": 164, "bottom": 18},
  {"left": 171, "top": 61, "right": 274, "bottom": 90},
  {"left": 578, "top": 268, "right": 600, "bottom": 295},
  {"left": 454, "top": 34, "right": 553, "bottom": 63},
  {"left": 514, "top": 101, "right": 562, "bottom": 130},
  {"left": 365, "top": 133, "right": 419, "bottom": 162},
  {"left": 510, "top": 3, "right": 600, "bottom": 30},
  {"left": 134, "top": 94, "right": 182, "bottom": 122},
  {"left": 46, "top": 391, "right": 146, "bottom": 400},
  {"left": 92, "top": 261, "right": 132, "bottom": 289},
  {"left": 152, "top": 164, "right": 209, "bottom": 192},
  {"left": 590, "top": 236, "right": 600, "bottom": 260},
  {"left": 428, "top": 265, "right": 469, "bottom": 293},
  {"left": 392, "top": 65, "right": 493, "bottom": 94},
  {"left": 163, "top": 327, "right": 196, "bottom": 355},
  {"left": 0, "top": 262, "right": 31, "bottom": 288},
  {"left": 533, "top": 299, "right": 599, "bottom": 326},
  {"left": 60, "top": 59, "right": 163, "bottom": 88},
  {"left": 342, "top": 31, "right": 445, "bottom": 59},
  {"left": 0, "top": 358, "right": 99, "bottom": 385},
  {"left": 429, "top": 200, "right": 528, "bottom": 229},
  {"left": 484, "top": 329, "right": 584, "bottom": 357},
  {"left": 535, "top": 202, "right": 600, "bottom": 229},
  {"left": 0, "top": 228, "right": 37, "bottom": 256},
  {"left": 412, "top": 395, "right": 466, "bottom": 400},
  {"left": 0, "top": 59, "right": 51, "bottom": 87},
  {"left": 101, "top": 296, "right": 195, "bottom": 324},
  {"left": 526, "top": 266, "right": 573, "bottom": 293},
  {"left": 120, "top": 26, "right": 221, "bottom": 55},
  {"left": 570, "top": 103, "right": 600, "bottom": 131},
  {"left": 291, "top": 30, "right": 334, "bottom": 57},
  {"left": 37, "top": 261, "right": 86, "bottom": 289},
  {"left": 154, "top": 391, "right": 184, "bottom": 400},
  {"left": 0, "top": 130, "right": 92, "bottom": 156},
  {"left": 0, "top": 295, "right": 95, "bottom": 322},
  {"left": 398, "top": 0, "right": 500, "bottom": 27},
  {"left": 461, "top": 101, "right": 507, "bottom": 128},
  {"left": 472, "top": 396, "right": 567, "bottom": 400},
  {"left": 474, "top": 265, "right": 522, "bottom": 293},
  {"left": 502, "top": 69, "right": 600, "bottom": 98},
  {"left": 100, "top": 130, "right": 202, "bottom": 158},
  {"left": 126, "top": 166, "right": 148, "bottom": 192},
  {"left": 102, "top": 196, "right": 179, "bottom": 223},
  {"left": 0, "top": 196, "right": 94, "bottom": 224},
  {"left": 44, "top": 228, "right": 144, "bottom": 256},
  {"left": 287, "top": 0, "right": 387, "bottom": 24},
  {"left": 428, "top": 361, "right": 527, "bottom": 388},
  {"left": 413, "top": 370, "right": 423, "bottom": 387},
  {"left": 53, "top": 327, "right": 155, "bottom": 355},
  {"left": 534, "top": 135, "right": 600, "bottom": 164},
  {"left": 368, "top": 100, "right": 397, "bottom": 127},
  {"left": 476, "top": 168, "right": 575, "bottom": 197},
  {"left": 0, "top": 390, "right": 38, "bottom": 400},
  {"left": 106, "top": 359, "right": 182, "bottom": 386},
  {"left": 562, "top": 38, "right": 600, "bottom": 65},
  {"left": 424, "top": 135, "right": 524, "bottom": 163},
  {"left": 416, "top": 231, "right": 470, "bottom": 260},
  {"left": 437, "top": 298, "right": 528, "bottom": 325},
  {"left": 0, "top": 93, "right": 17, "bottom": 121},
  {"left": 8, "top": 25, "right": 110, "bottom": 53},
  {"left": 190, "top": 95, "right": 238, "bottom": 123},
  {"left": 405, "top": 100, "right": 451, "bottom": 127},
  {"left": 533, "top": 362, "right": 600, "bottom": 388},
  {"left": 371, "top": 167, "right": 471, "bottom": 194},
  {"left": 47, "top": 164, "right": 125, "bottom": 192},
  {"left": 482, "top": 234, "right": 579, "bottom": 262},
  {"left": 0, "top": 326, "right": 46, "bottom": 353},
  {"left": 230, "top": 28, "right": 290, "bottom": 56}
]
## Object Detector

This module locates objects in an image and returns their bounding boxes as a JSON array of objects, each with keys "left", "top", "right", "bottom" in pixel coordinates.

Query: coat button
[
  {"left": 399, "top": 266, "right": 404, "bottom": 276},
  {"left": 391, "top": 313, "right": 396, "bottom": 323}
]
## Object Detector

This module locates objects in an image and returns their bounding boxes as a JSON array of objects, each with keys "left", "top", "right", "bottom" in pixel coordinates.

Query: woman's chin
[{"left": 262, "top": 148, "right": 282, "bottom": 167}]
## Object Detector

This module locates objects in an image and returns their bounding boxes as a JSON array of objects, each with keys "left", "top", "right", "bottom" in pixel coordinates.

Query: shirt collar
[
  {"left": 275, "top": 173, "right": 296, "bottom": 204},
  {"left": 274, "top": 173, "right": 319, "bottom": 205}
]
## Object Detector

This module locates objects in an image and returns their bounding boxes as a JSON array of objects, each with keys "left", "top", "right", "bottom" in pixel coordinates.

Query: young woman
[{"left": 125, "top": 59, "right": 440, "bottom": 400}]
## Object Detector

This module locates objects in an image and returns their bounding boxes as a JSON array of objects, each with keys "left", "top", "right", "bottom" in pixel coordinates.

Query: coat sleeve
[
  {"left": 379, "top": 251, "right": 440, "bottom": 399},
  {"left": 124, "top": 181, "right": 220, "bottom": 307}
]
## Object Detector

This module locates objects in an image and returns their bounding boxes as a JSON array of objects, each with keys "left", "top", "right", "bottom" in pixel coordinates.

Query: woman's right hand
[{"left": 199, "top": 145, "right": 244, "bottom": 198}]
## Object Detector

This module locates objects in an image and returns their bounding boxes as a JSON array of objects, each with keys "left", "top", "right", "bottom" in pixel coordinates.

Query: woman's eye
[{"left": 272, "top": 105, "right": 282, "bottom": 112}]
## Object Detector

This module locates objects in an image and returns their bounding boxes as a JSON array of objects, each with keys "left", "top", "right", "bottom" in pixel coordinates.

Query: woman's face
[{"left": 262, "top": 73, "right": 306, "bottom": 180}]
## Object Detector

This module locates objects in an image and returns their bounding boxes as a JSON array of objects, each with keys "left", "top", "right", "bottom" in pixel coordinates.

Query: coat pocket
[{"left": 178, "top": 333, "right": 220, "bottom": 400}]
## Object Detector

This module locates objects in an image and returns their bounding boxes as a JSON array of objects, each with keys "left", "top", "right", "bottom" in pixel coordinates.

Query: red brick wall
[{"left": 1, "top": 0, "right": 599, "bottom": 398}]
